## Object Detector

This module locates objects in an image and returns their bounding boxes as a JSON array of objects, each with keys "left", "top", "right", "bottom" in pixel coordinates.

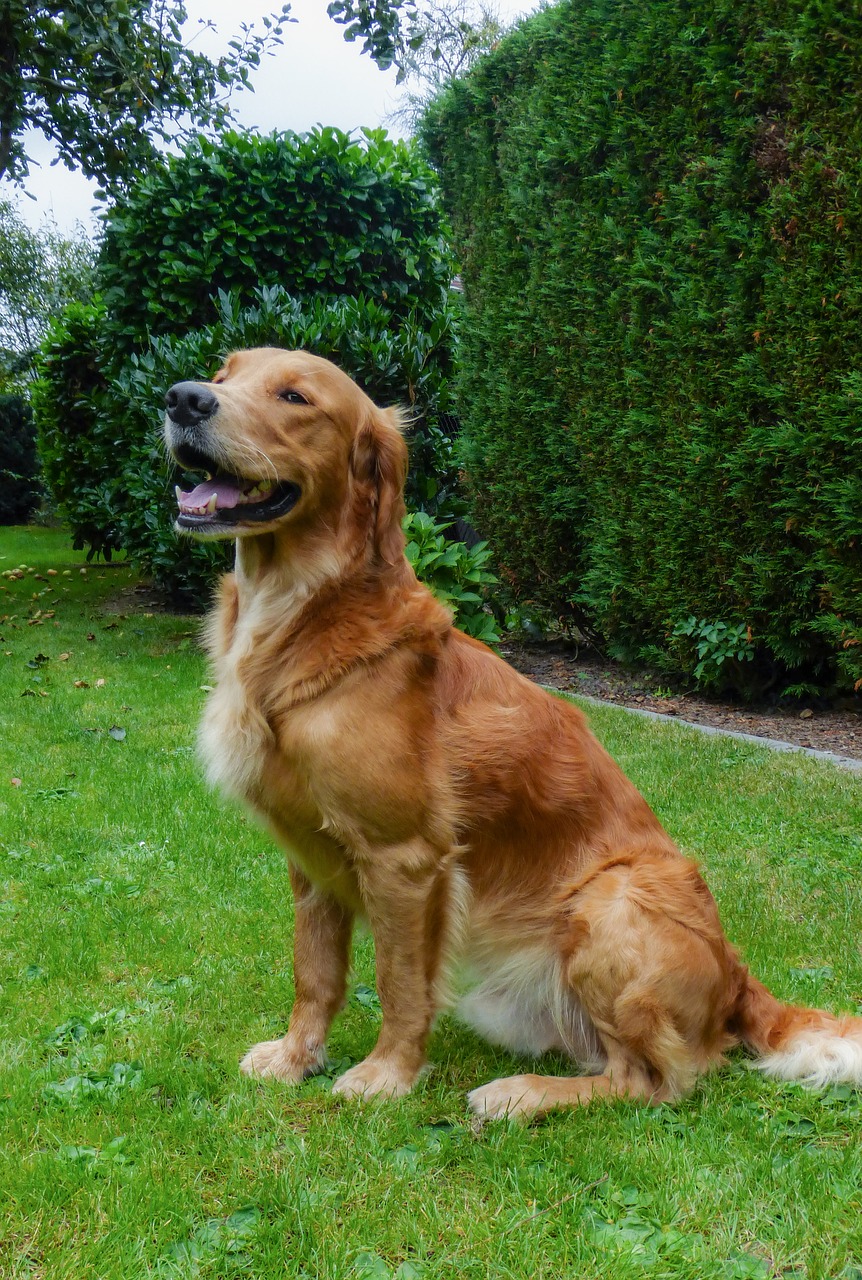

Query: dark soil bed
[{"left": 502, "top": 639, "right": 862, "bottom": 764}]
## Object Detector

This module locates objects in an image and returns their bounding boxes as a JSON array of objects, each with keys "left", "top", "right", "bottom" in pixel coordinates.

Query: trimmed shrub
[
  {"left": 422, "top": 0, "right": 862, "bottom": 694},
  {"left": 34, "top": 127, "right": 461, "bottom": 602},
  {"left": 97, "top": 127, "right": 453, "bottom": 349},
  {"left": 0, "top": 394, "right": 41, "bottom": 524}
]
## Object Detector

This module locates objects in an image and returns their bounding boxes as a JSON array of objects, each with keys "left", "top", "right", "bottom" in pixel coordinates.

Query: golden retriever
[{"left": 164, "top": 348, "right": 862, "bottom": 1117}]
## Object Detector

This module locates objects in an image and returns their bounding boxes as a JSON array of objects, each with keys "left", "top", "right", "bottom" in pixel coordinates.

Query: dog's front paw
[
  {"left": 240, "top": 1036, "right": 325, "bottom": 1083},
  {"left": 331, "top": 1056, "right": 416, "bottom": 1100},
  {"left": 468, "top": 1074, "right": 547, "bottom": 1121}
]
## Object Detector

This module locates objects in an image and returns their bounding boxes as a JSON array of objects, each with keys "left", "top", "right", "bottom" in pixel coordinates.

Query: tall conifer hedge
[{"left": 422, "top": 0, "right": 862, "bottom": 694}]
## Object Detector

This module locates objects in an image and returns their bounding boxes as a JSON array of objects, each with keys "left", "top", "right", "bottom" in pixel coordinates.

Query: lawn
[{"left": 1, "top": 524, "right": 861, "bottom": 1280}]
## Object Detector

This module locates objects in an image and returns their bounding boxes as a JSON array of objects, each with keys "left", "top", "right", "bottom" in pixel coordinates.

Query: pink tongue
[{"left": 180, "top": 479, "right": 242, "bottom": 511}]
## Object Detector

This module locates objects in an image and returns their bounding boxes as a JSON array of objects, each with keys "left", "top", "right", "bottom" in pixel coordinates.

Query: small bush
[
  {"left": 403, "top": 510, "right": 499, "bottom": 644},
  {"left": 31, "top": 300, "right": 123, "bottom": 560},
  {"left": 0, "top": 394, "right": 41, "bottom": 524},
  {"left": 670, "top": 616, "right": 757, "bottom": 696}
]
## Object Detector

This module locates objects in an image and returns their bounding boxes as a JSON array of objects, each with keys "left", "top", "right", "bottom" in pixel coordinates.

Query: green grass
[{"left": 1, "top": 525, "right": 861, "bottom": 1280}]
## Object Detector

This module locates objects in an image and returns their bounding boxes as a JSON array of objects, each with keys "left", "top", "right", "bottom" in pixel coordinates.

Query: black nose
[{"left": 165, "top": 381, "right": 218, "bottom": 429}]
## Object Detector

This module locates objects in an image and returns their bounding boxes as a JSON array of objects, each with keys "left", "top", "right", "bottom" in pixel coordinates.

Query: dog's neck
[{"left": 232, "top": 525, "right": 411, "bottom": 622}]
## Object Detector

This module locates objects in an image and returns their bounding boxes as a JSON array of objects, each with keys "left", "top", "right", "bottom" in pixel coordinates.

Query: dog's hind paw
[{"left": 468, "top": 1075, "right": 548, "bottom": 1121}]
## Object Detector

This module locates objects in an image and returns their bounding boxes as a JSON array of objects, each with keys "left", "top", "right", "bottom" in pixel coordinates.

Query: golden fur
[{"left": 164, "top": 348, "right": 862, "bottom": 1117}]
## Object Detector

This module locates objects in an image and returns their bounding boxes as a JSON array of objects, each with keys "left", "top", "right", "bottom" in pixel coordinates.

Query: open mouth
[
  {"left": 171, "top": 447, "right": 301, "bottom": 531},
  {"left": 175, "top": 475, "right": 301, "bottom": 530}
]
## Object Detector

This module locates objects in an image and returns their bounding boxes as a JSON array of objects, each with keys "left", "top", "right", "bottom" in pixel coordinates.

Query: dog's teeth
[
  {"left": 205, "top": 493, "right": 218, "bottom": 514},
  {"left": 204, "top": 472, "right": 212, "bottom": 482},
  {"left": 175, "top": 485, "right": 182, "bottom": 505}
]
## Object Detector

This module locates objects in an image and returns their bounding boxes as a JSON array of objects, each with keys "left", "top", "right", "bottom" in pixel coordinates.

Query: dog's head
[{"left": 164, "top": 348, "right": 407, "bottom": 564}]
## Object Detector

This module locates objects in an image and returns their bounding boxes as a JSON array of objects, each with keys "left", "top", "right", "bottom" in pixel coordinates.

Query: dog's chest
[
  {"left": 198, "top": 595, "right": 294, "bottom": 804},
  {"left": 201, "top": 646, "right": 434, "bottom": 873}
]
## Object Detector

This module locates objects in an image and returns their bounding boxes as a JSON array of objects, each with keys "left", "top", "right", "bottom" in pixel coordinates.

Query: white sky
[{"left": 5, "top": 0, "right": 536, "bottom": 236}]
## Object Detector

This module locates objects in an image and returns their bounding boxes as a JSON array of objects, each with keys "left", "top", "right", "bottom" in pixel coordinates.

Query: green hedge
[{"left": 422, "top": 0, "right": 862, "bottom": 694}]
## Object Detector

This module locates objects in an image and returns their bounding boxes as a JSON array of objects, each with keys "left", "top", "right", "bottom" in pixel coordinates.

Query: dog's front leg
[
  {"left": 241, "top": 866, "right": 353, "bottom": 1082},
  {"left": 332, "top": 843, "right": 452, "bottom": 1100}
]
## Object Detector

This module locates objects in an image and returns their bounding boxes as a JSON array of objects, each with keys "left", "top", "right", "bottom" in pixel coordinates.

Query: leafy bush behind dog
[
  {"left": 34, "top": 128, "right": 465, "bottom": 606},
  {"left": 403, "top": 510, "right": 499, "bottom": 645},
  {"left": 35, "top": 288, "right": 460, "bottom": 605},
  {"left": 0, "top": 394, "right": 42, "bottom": 524},
  {"left": 422, "top": 0, "right": 862, "bottom": 694}
]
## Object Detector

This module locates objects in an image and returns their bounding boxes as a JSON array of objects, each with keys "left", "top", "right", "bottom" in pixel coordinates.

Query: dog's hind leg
[
  {"left": 469, "top": 850, "right": 742, "bottom": 1120},
  {"left": 241, "top": 866, "right": 353, "bottom": 1082}
]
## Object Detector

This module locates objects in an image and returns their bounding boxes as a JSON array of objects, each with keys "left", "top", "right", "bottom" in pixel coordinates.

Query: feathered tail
[{"left": 735, "top": 972, "right": 862, "bottom": 1089}]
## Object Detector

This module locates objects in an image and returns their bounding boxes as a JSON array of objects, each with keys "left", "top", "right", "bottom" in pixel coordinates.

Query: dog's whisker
[{"left": 232, "top": 441, "right": 278, "bottom": 487}]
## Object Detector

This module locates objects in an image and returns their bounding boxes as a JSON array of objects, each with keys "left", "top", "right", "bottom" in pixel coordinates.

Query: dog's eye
[{"left": 278, "top": 390, "right": 308, "bottom": 405}]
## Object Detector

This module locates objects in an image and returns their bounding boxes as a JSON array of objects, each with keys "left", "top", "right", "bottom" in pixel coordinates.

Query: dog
[{"left": 164, "top": 348, "right": 862, "bottom": 1118}]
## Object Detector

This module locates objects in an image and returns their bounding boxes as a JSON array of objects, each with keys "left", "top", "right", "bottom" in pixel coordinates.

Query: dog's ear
[{"left": 350, "top": 406, "right": 408, "bottom": 565}]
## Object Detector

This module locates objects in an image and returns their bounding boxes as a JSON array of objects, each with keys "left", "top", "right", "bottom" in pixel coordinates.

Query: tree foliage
[
  {"left": 327, "top": 0, "right": 501, "bottom": 90},
  {"left": 326, "top": 0, "right": 407, "bottom": 74},
  {"left": 386, "top": 1, "right": 504, "bottom": 130},
  {"left": 0, "top": 0, "right": 291, "bottom": 190},
  {"left": 0, "top": 393, "right": 41, "bottom": 523},
  {"left": 0, "top": 199, "right": 95, "bottom": 387}
]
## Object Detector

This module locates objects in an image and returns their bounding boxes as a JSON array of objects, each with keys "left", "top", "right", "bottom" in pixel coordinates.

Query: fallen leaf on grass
[
  {"left": 108, "top": 725, "right": 126, "bottom": 741},
  {"left": 95, "top": 678, "right": 106, "bottom": 688},
  {"left": 10, "top": 778, "right": 21, "bottom": 787},
  {"left": 74, "top": 680, "right": 90, "bottom": 689},
  {"left": 58, "top": 652, "right": 70, "bottom": 661}
]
